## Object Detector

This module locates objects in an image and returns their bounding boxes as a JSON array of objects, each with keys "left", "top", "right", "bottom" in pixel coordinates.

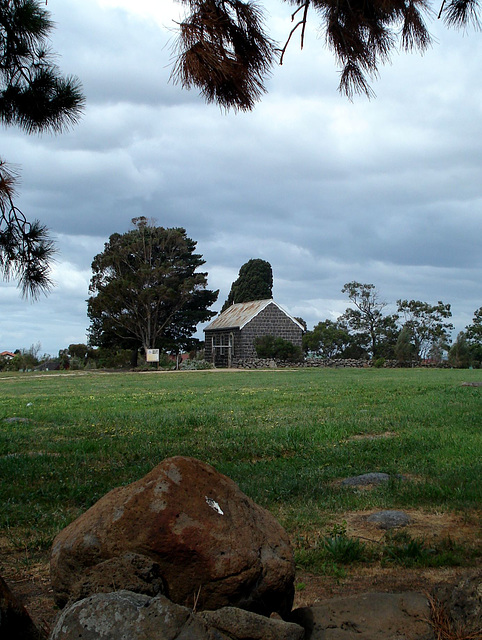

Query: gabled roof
[{"left": 204, "top": 299, "right": 304, "bottom": 332}]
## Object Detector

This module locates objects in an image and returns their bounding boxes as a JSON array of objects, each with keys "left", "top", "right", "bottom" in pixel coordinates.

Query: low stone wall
[
  {"left": 231, "top": 358, "right": 449, "bottom": 369},
  {"left": 232, "top": 357, "right": 374, "bottom": 369}
]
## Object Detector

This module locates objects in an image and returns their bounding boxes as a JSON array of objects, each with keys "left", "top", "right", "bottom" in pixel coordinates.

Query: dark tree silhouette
[{"left": 222, "top": 258, "right": 273, "bottom": 311}]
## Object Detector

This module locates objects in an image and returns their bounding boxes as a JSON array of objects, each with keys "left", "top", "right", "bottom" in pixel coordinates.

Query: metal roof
[{"left": 204, "top": 299, "right": 304, "bottom": 332}]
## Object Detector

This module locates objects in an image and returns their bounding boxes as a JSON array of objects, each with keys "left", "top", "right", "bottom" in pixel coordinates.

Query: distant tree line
[
  {"left": 0, "top": 342, "right": 48, "bottom": 371},
  {"left": 302, "top": 281, "right": 482, "bottom": 368},
  {"left": 3, "top": 265, "right": 480, "bottom": 371}
]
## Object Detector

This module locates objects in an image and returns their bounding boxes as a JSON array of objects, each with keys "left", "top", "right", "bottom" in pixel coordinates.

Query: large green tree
[
  {"left": 87, "top": 219, "right": 218, "bottom": 360},
  {"left": 396, "top": 299, "right": 453, "bottom": 360},
  {"left": 172, "top": 0, "right": 480, "bottom": 110},
  {"left": 221, "top": 258, "right": 273, "bottom": 311},
  {"left": 302, "top": 318, "right": 354, "bottom": 358},
  {"left": 340, "top": 281, "right": 398, "bottom": 358},
  {"left": 0, "top": 0, "right": 84, "bottom": 296}
]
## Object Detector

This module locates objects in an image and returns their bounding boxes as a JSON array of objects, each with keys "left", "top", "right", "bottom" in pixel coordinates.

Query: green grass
[{"left": 1, "top": 367, "right": 481, "bottom": 573}]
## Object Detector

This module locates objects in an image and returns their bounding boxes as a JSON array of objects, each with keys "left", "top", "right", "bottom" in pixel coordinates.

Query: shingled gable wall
[{"left": 239, "top": 302, "right": 302, "bottom": 359}]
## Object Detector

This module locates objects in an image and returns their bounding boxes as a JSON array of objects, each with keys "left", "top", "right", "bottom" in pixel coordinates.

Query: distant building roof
[
  {"left": 0, "top": 351, "right": 15, "bottom": 358},
  {"left": 204, "top": 299, "right": 304, "bottom": 332}
]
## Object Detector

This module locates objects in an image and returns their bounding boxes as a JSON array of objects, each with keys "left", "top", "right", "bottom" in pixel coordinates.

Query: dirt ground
[
  {"left": 2, "top": 509, "right": 481, "bottom": 636},
  {"left": 293, "top": 508, "right": 482, "bottom": 607}
]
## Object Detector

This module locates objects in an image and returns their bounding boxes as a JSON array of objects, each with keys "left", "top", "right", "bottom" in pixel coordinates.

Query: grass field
[{"left": 1, "top": 367, "right": 481, "bottom": 582}]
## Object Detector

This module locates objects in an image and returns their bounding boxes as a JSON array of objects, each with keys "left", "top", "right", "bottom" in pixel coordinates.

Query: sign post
[{"left": 146, "top": 349, "right": 160, "bottom": 370}]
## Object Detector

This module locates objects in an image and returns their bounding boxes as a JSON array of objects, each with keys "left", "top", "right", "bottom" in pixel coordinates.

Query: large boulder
[{"left": 50, "top": 457, "right": 295, "bottom": 616}]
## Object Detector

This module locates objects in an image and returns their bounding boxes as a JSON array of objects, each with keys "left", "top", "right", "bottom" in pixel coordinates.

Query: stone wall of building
[{"left": 239, "top": 304, "right": 302, "bottom": 359}]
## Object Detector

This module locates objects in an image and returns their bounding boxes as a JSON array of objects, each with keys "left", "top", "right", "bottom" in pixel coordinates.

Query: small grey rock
[
  {"left": 366, "top": 510, "right": 411, "bottom": 529},
  {"left": 341, "top": 473, "right": 391, "bottom": 486}
]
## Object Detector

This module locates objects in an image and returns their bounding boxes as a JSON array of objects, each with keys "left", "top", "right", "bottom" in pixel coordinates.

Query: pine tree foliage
[
  {"left": 172, "top": 0, "right": 481, "bottom": 109},
  {"left": 0, "top": 160, "right": 56, "bottom": 297},
  {"left": 0, "top": 0, "right": 84, "bottom": 296},
  {"left": 172, "top": 0, "right": 276, "bottom": 110}
]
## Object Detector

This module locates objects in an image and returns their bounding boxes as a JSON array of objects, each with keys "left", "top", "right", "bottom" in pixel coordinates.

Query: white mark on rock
[{"left": 205, "top": 496, "right": 224, "bottom": 515}]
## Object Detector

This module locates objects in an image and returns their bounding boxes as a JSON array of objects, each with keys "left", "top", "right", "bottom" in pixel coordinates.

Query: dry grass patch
[{"left": 343, "top": 509, "right": 482, "bottom": 546}]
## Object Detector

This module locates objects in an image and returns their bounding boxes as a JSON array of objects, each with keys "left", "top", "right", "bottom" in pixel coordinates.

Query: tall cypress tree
[{"left": 222, "top": 258, "right": 273, "bottom": 311}]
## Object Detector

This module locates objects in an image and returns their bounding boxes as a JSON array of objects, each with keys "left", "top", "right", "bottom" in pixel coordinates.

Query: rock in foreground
[
  {"left": 49, "top": 591, "right": 217, "bottom": 640},
  {"left": 290, "top": 592, "right": 433, "bottom": 640},
  {"left": 50, "top": 457, "right": 295, "bottom": 616},
  {"left": 49, "top": 591, "right": 305, "bottom": 640},
  {"left": 0, "top": 574, "right": 45, "bottom": 640}
]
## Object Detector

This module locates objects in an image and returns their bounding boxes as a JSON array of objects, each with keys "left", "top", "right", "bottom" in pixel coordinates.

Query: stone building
[{"left": 204, "top": 299, "right": 304, "bottom": 367}]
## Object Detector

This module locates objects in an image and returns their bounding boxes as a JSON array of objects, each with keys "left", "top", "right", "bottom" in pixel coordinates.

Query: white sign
[{"left": 146, "top": 349, "right": 160, "bottom": 362}]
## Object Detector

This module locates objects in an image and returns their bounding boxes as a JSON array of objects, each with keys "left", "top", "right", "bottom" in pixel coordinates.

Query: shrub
[
  {"left": 381, "top": 531, "right": 470, "bottom": 568},
  {"left": 323, "top": 535, "right": 368, "bottom": 564},
  {"left": 89, "top": 348, "right": 133, "bottom": 368},
  {"left": 254, "top": 335, "right": 302, "bottom": 361},
  {"left": 158, "top": 352, "right": 175, "bottom": 369},
  {"left": 180, "top": 359, "right": 213, "bottom": 370}
]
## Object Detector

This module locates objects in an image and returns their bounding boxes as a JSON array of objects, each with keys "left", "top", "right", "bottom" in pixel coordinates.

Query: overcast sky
[{"left": 1, "top": 0, "right": 481, "bottom": 356}]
